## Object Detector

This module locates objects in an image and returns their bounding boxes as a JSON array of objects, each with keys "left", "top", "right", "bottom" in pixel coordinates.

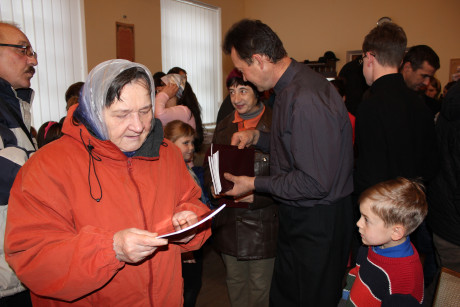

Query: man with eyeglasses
[
  {"left": 353, "top": 23, "right": 439, "bottom": 273},
  {"left": 354, "top": 22, "right": 437, "bottom": 197},
  {"left": 351, "top": 22, "right": 439, "bottom": 306},
  {"left": 0, "top": 21, "right": 37, "bottom": 307}
]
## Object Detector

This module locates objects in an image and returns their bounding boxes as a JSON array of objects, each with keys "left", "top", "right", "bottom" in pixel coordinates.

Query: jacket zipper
[{"left": 127, "top": 158, "right": 155, "bottom": 306}]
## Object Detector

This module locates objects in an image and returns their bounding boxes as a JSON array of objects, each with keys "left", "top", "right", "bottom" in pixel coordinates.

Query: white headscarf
[{"left": 77, "top": 59, "right": 155, "bottom": 140}]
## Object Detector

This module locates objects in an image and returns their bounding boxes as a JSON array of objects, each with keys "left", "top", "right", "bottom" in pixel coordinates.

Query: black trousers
[
  {"left": 182, "top": 248, "right": 203, "bottom": 307},
  {"left": 269, "top": 196, "right": 353, "bottom": 307},
  {"left": 0, "top": 290, "right": 32, "bottom": 307}
]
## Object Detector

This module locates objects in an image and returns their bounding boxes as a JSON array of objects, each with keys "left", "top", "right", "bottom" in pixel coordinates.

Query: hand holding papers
[
  {"left": 157, "top": 204, "right": 226, "bottom": 238},
  {"left": 207, "top": 144, "right": 255, "bottom": 195}
]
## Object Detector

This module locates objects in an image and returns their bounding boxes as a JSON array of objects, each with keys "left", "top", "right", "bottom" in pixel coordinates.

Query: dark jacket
[
  {"left": 254, "top": 60, "right": 353, "bottom": 207},
  {"left": 427, "top": 80, "right": 460, "bottom": 246},
  {"left": 422, "top": 94, "right": 441, "bottom": 119},
  {"left": 354, "top": 73, "right": 438, "bottom": 195},
  {"left": 0, "top": 77, "right": 36, "bottom": 297},
  {"left": 0, "top": 78, "right": 36, "bottom": 205},
  {"left": 205, "top": 106, "right": 278, "bottom": 260},
  {"left": 215, "top": 94, "right": 233, "bottom": 125},
  {"left": 338, "top": 57, "right": 369, "bottom": 116}
]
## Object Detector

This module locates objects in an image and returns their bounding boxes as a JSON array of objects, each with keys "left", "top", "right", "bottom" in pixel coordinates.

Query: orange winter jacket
[{"left": 5, "top": 109, "right": 211, "bottom": 306}]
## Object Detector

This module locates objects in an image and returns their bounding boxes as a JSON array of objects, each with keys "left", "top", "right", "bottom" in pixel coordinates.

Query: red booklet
[{"left": 207, "top": 144, "right": 255, "bottom": 194}]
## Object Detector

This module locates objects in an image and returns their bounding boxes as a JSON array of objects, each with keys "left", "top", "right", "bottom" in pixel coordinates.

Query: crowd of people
[
  {"left": 1, "top": 16, "right": 460, "bottom": 307},
  {"left": 0, "top": 23, "right": 211, "bottom": 307}
]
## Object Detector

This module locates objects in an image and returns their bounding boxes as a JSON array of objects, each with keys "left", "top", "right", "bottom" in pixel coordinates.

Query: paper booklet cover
[{"left": 207, "top": 144, "right": 255, "bottom": 195}]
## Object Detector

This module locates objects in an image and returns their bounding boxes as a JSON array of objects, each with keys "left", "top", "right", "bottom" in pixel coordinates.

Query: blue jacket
[{"left": 0, "top": 77, "right": 36, "bottom": 205}]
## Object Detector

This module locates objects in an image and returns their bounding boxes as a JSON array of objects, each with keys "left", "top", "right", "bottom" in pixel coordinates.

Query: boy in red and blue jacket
[{"left": 343, "top": 178, "right": 426, "bottom": 306}]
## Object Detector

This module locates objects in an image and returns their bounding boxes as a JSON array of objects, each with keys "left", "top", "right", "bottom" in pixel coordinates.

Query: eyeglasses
[
  {"left": 359, "top": 52, "right": 376, "bottom": 64},
  {"left": 0, "top": 43, "right": 37, "bottom": 59}
]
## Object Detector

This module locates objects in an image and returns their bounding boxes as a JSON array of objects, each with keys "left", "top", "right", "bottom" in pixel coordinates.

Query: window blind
[{"left": 160, "top": 0, "right": 222, "bottom": 125}]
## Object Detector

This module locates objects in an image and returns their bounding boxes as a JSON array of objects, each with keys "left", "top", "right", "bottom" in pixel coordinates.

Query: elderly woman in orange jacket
[{"left": 4, "top": 59, "right": 211, "bottom": 306}]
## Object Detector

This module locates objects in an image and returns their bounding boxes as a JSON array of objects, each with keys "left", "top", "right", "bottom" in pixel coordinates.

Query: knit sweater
[{"left": 345, "top": 244, "right": 424, "bottom": 306}]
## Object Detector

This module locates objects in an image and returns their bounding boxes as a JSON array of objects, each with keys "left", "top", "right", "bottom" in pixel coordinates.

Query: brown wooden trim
[
  {"left": 449, "top": 58, "right": 460, "bottom": 82},
  {"left": 116, "top": 22, "right": 135, "bottom": 61}
]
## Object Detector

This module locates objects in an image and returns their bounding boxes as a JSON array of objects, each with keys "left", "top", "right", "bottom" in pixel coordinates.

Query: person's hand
[
  {"left": 231, "top": 130, "right": 260, "bottom": 149},
  {"left": 210, "top": 186, "right": 223, "bottom": 198},
  {"left": 223, "top": 173, "right": 255, "bottom": 197},
  {"left": 235, "top": 193, "right": 254, "bottom": 203},
  {"left": 113, "top": 228, "right": 168, "bottom": 263},
  {"left": 160, "top": 83, "right": 179, "bottom": 99},
  {"left": 171, "top": 210, "right": 199, "bottom": 243}
]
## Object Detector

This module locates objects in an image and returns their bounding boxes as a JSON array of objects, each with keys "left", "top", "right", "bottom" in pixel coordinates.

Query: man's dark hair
[
  {"left": 362, "top": 22, "right": 407, "bottom": 68},
  {"left": 223, "top": 19, "right": 287, "bottom": 64},
  {"left": 402, "top": 45, "right": 440, "bottom": 71},
  {"left": 106, "top": 67, "right": 152, "bottom": 107}
]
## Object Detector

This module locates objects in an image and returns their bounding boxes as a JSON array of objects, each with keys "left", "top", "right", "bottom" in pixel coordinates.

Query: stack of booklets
[{"left": 207, "top": 144, "right": 255, "bottom": 195}]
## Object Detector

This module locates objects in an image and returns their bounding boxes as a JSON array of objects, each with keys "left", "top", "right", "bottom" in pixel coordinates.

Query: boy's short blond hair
[{"left": 359, "top": 177, "right": 427, "bottom": 235}]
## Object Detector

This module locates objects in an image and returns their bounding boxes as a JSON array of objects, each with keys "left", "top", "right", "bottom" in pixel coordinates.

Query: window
[
  {"left": 160, "top": 0, "right": 222, "bottom": 125},
  {"left": 0, "top": 0, "right": 87, "bottom": 128}
]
